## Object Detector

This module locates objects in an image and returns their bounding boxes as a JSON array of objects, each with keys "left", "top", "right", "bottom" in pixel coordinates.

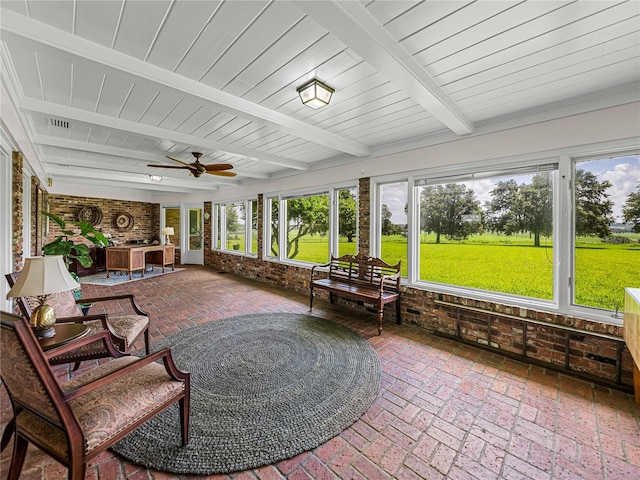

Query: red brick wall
[{"left": 45, "top": 195, "right": 160, "bottom": 249}]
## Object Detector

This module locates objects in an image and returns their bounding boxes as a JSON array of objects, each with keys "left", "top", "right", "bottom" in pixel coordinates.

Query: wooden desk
[
  {"left": 106, "top": 245, "right": 175, "bottom": 280},
  {"left": 624, "top": 288, "right": 640, "bottom": 403}
]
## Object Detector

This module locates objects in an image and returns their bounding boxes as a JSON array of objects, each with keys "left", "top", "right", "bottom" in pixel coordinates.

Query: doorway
[{"left": 183, "top": 204, "right": 203, "bottom": 265}]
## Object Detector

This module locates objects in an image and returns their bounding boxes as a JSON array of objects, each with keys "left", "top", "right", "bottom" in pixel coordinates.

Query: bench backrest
[{"left": 328, "top": 254, "right": 401, "bottom": 292}]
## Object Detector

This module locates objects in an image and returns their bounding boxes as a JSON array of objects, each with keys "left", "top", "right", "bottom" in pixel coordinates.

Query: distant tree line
[{"left": 382, "top": 171, "right": 640, "bottom": 244}]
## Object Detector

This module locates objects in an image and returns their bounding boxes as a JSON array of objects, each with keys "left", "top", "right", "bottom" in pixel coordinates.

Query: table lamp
[
  {"left": 162, "top": 226, "right": 175, "bottom": 245},
  {"left": 6, "top": 256, "right": 80, "bottom": 338}
]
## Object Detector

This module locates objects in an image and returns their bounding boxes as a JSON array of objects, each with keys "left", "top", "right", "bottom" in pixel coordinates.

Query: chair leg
[
  {"left": 68, "top": 461, "right": 86, "bottom": 480},
  {"left": 8, "top": 434, "right": 28, "bottom": 480},
  {"left": 0, "top": 417, "right": 15, "bottom": 452},
  {"left": 179, "top": 396, "right": 190, "bottom": 446},
  {"left": 144, "top": 328, "right": 150, "bottom": 355}
]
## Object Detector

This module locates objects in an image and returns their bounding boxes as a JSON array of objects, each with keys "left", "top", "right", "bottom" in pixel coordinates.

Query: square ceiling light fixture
[{"left": 297, "top": 78, "right": 334, "bottom": 109}]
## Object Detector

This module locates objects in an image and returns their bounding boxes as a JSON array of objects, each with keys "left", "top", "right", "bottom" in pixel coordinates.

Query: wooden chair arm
[
  {"left": 75, "top": 293, "right": 148, "bottom": 316},
  {"left": 43, "top": 330, "right": 123, "bottom": 361},
  {"left": 55, "top": 314, "right": 125, "bottom": 345},
  {"left": 63, "top": 348, "right": 189, "bottom": 401}
]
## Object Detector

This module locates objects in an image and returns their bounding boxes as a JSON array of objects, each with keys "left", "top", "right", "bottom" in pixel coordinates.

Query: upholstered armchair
[
  {"left": 5, "top": 272, "right": 150, "bottom": 370},
  {"left": 0, "top": 310, "right": 190, "bottom": 480}
]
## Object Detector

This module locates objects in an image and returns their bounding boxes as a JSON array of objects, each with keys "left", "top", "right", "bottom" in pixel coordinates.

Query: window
[
  {"left": 265, "top": 185, "right": 357, "bottom": 264},
  {"left": 337, "top": 187, "right": 358, "bottom": 256},
  {"left": 225, "top": 203, "right": 245, "bottom": 253},
  {"left": 416, "top": 167, "right": 555, "bottom": 300},
  {"left": 372, "top": 148, "right": 639, "bottom": 323},
  {"left": 285, "top": 192, "right": 329, "bottom": 263},
  {"left": 379, "top": 182, "right": 408, "bottom": 274},
  {"left": 572, "top": 154, "right": 640, "bottom": 313},
  {"left": 212, "top": 198, "right": 257, "bottom": 255}
]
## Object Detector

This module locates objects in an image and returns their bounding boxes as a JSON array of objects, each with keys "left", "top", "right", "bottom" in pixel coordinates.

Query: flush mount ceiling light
[
  {"left": 149, "top": 175, "right": 162, "bottom": 183},
  {"left": 297, "top": 78, "right": 334, "bottom": 109}
]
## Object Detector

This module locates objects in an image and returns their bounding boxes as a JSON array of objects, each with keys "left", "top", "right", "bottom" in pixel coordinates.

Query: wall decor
[
  {"left": 114, "top": 212, "right": 134, "bottom": 231},
  {"left": 77, "top": 205, "right": 103, "bottom": 226}
]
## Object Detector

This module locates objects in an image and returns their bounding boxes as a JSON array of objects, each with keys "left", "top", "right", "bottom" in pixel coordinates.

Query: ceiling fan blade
[
  {"left": 206, "top": 170, "right": 237, "bottom": 177},
  {"left": 147, "top": 164, "right": 192, "bottom": 170},
  {"left": 204, "top": 163, "right": 234, "bottom": 171},
  {"left": 165, "top": 155, "right": 193, "bottom": 167}
]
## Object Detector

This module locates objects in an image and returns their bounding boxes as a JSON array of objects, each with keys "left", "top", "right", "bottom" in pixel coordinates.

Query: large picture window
[
  {"left": 416, "top": 167, "right": 555, "bottom": 300},
  {"left": 372, "top": 149, "right": 639, "bottom": 323},
  {"left": 285, "top": 192, "right": 329, "bottom": 263}
]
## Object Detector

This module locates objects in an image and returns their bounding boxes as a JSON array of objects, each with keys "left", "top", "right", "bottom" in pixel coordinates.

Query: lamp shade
[
  {"left": 297, "top": 78, "right": 334, "bottom": 109},
  {"left": 6, "top": 256, "right": 80, "bottom": 299},
  {"left": 162, "top": 227, "right": 175, "bottom": 236}
]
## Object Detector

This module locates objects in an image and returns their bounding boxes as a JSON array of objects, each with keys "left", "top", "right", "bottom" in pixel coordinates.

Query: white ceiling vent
[{"left": 49, "top": 118, "right": 70, "bottom": 129}]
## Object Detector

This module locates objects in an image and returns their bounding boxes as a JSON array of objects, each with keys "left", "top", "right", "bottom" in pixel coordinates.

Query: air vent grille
[{"left": 49, "top": 118, "right": 70, "bottom": 129}]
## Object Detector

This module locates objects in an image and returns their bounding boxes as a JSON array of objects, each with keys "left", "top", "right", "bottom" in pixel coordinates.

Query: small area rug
[
  {"left": 111, "top": 313, "right": 381, "bottom": 474},
  {"left": 79, "top": 268, "right": 183, "bottom": 286}
]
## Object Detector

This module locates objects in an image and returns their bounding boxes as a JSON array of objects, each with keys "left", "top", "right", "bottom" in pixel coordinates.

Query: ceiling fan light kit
[
  {"left": 297, "top": 78, "right": 334, "bottom": 109},
  {"left": 147, "top": 152, "right": 237, "bottom": 178}
]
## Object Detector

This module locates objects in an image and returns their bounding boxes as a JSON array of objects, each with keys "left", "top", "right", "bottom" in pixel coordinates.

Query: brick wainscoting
[{"left": 204, "top": 249, "right": 634, "bottom": 391}]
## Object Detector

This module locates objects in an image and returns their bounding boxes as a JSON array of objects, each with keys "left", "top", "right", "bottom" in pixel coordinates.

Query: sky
[{"left": 380, "top": 155, "right": 640, "bottom": 224}]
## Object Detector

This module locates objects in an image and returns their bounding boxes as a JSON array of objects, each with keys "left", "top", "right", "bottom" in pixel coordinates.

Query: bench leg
[
  {"left": 396, "top": 299, "right": 401, "bottom": 325},
  {"left": 377, "top": 301, "right": 384, "bottom": 335},
  {"left": 309, "top": 286, "right": 314, "bottom": 311}
]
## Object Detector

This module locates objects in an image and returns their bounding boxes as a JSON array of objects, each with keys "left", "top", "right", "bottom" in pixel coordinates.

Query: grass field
[{"left": 275, "top": 232, "right": 639, "bottom": 311}]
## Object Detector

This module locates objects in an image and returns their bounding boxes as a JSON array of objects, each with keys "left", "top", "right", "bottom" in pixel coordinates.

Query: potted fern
[{"left": 42, "top": 211, "right": 109, "bottom": 300}]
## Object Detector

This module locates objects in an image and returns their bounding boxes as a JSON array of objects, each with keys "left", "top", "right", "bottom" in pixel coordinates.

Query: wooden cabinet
[{"left": 69, "top": 247, "right": 106, "bottom": 277}]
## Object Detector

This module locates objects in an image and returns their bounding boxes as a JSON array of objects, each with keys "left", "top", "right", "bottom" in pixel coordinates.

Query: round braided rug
[{"left": 111, "top": 313, "right": 381, "bottom": 475}]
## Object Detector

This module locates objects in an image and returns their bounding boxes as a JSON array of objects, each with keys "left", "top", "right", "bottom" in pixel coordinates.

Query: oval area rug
[{"left": 111, "top": 313, "right": 381, "bottom": 474}]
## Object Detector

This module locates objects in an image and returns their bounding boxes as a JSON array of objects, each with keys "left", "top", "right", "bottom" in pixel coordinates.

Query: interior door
[{"left": 183, "top": 205, "right": 203, "bottom": 265}]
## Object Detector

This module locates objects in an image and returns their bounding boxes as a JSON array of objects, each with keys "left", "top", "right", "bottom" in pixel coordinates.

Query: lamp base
[{"left": 31, "top": 304, "right": 56, "bottom": 339}]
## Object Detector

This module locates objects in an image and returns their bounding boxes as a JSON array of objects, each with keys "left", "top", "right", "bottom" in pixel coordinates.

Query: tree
[
  {"left": 623, "top": 183, "right": 640, "bottom": 233},
  {"left": 519, "top": 173, "right": 553, "bottom": 246},
  {"left": 485, "top": 179, "right": 521, "bottom": 238},
  {"left": 419, "top": 184, "right": 480, "bottom": 243},
  {"left": 575, "top": 169, "right": 614, "bottom": 238},
  {"left": 226, "top": 204, "right": 241, "bottom": 238},
  {"left": 381, "top": 204, "right": 394, "bottom": 236},
  {"left": 485, "top": 174, "right": 552, "bottom": 246},
  {"left": 271, "top": 195, "right": 329, "bottom": 259},
  {"left": 338, "top": 189, "right": 357, "bottom": 242}
]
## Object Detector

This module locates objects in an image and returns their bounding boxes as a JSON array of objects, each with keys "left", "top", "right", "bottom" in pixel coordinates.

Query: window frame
[
  {"left": 263, "top": 182, "right": 358, "bottom": 266},
  {"left": 370, "top": 140, "right": 638, "bottom": 326},
  {"left": 212, "top": 198, "right": 258, "bottom": 257}
]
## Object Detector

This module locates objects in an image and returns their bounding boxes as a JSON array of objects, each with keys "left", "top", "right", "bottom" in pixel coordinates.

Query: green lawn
[{"left": 286, "top": 232, "right": 639, "bottom": 311}]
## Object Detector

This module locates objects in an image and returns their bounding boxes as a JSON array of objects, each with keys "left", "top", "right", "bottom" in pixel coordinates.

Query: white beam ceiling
[{"left": 293, "top": 0, "right": 474, "bottom": 136}]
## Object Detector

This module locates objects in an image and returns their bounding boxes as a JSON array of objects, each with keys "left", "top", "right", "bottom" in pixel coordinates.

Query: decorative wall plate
[
  {"left": 114, "top": 212, "right": 134, "bottom": 231},
  {"left": 77, "top": 206, "right": 103, "bottom": 226}
]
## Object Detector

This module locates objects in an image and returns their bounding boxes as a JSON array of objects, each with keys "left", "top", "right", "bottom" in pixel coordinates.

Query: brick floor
[{"left": 2, "top": 266, "right": 639, "bottom": 479}]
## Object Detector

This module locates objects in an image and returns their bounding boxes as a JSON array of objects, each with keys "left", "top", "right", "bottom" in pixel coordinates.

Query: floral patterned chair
[
  {"left": 0, "top": 310, "right": 190, "bottom": 480},
  {"left": 5, "top": 272, "right": 150, "bottom": 370}
]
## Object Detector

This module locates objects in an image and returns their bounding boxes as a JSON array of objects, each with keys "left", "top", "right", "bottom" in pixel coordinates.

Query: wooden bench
[{"left": 310, "top": 253, "right": 402, "bottom": 335}]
